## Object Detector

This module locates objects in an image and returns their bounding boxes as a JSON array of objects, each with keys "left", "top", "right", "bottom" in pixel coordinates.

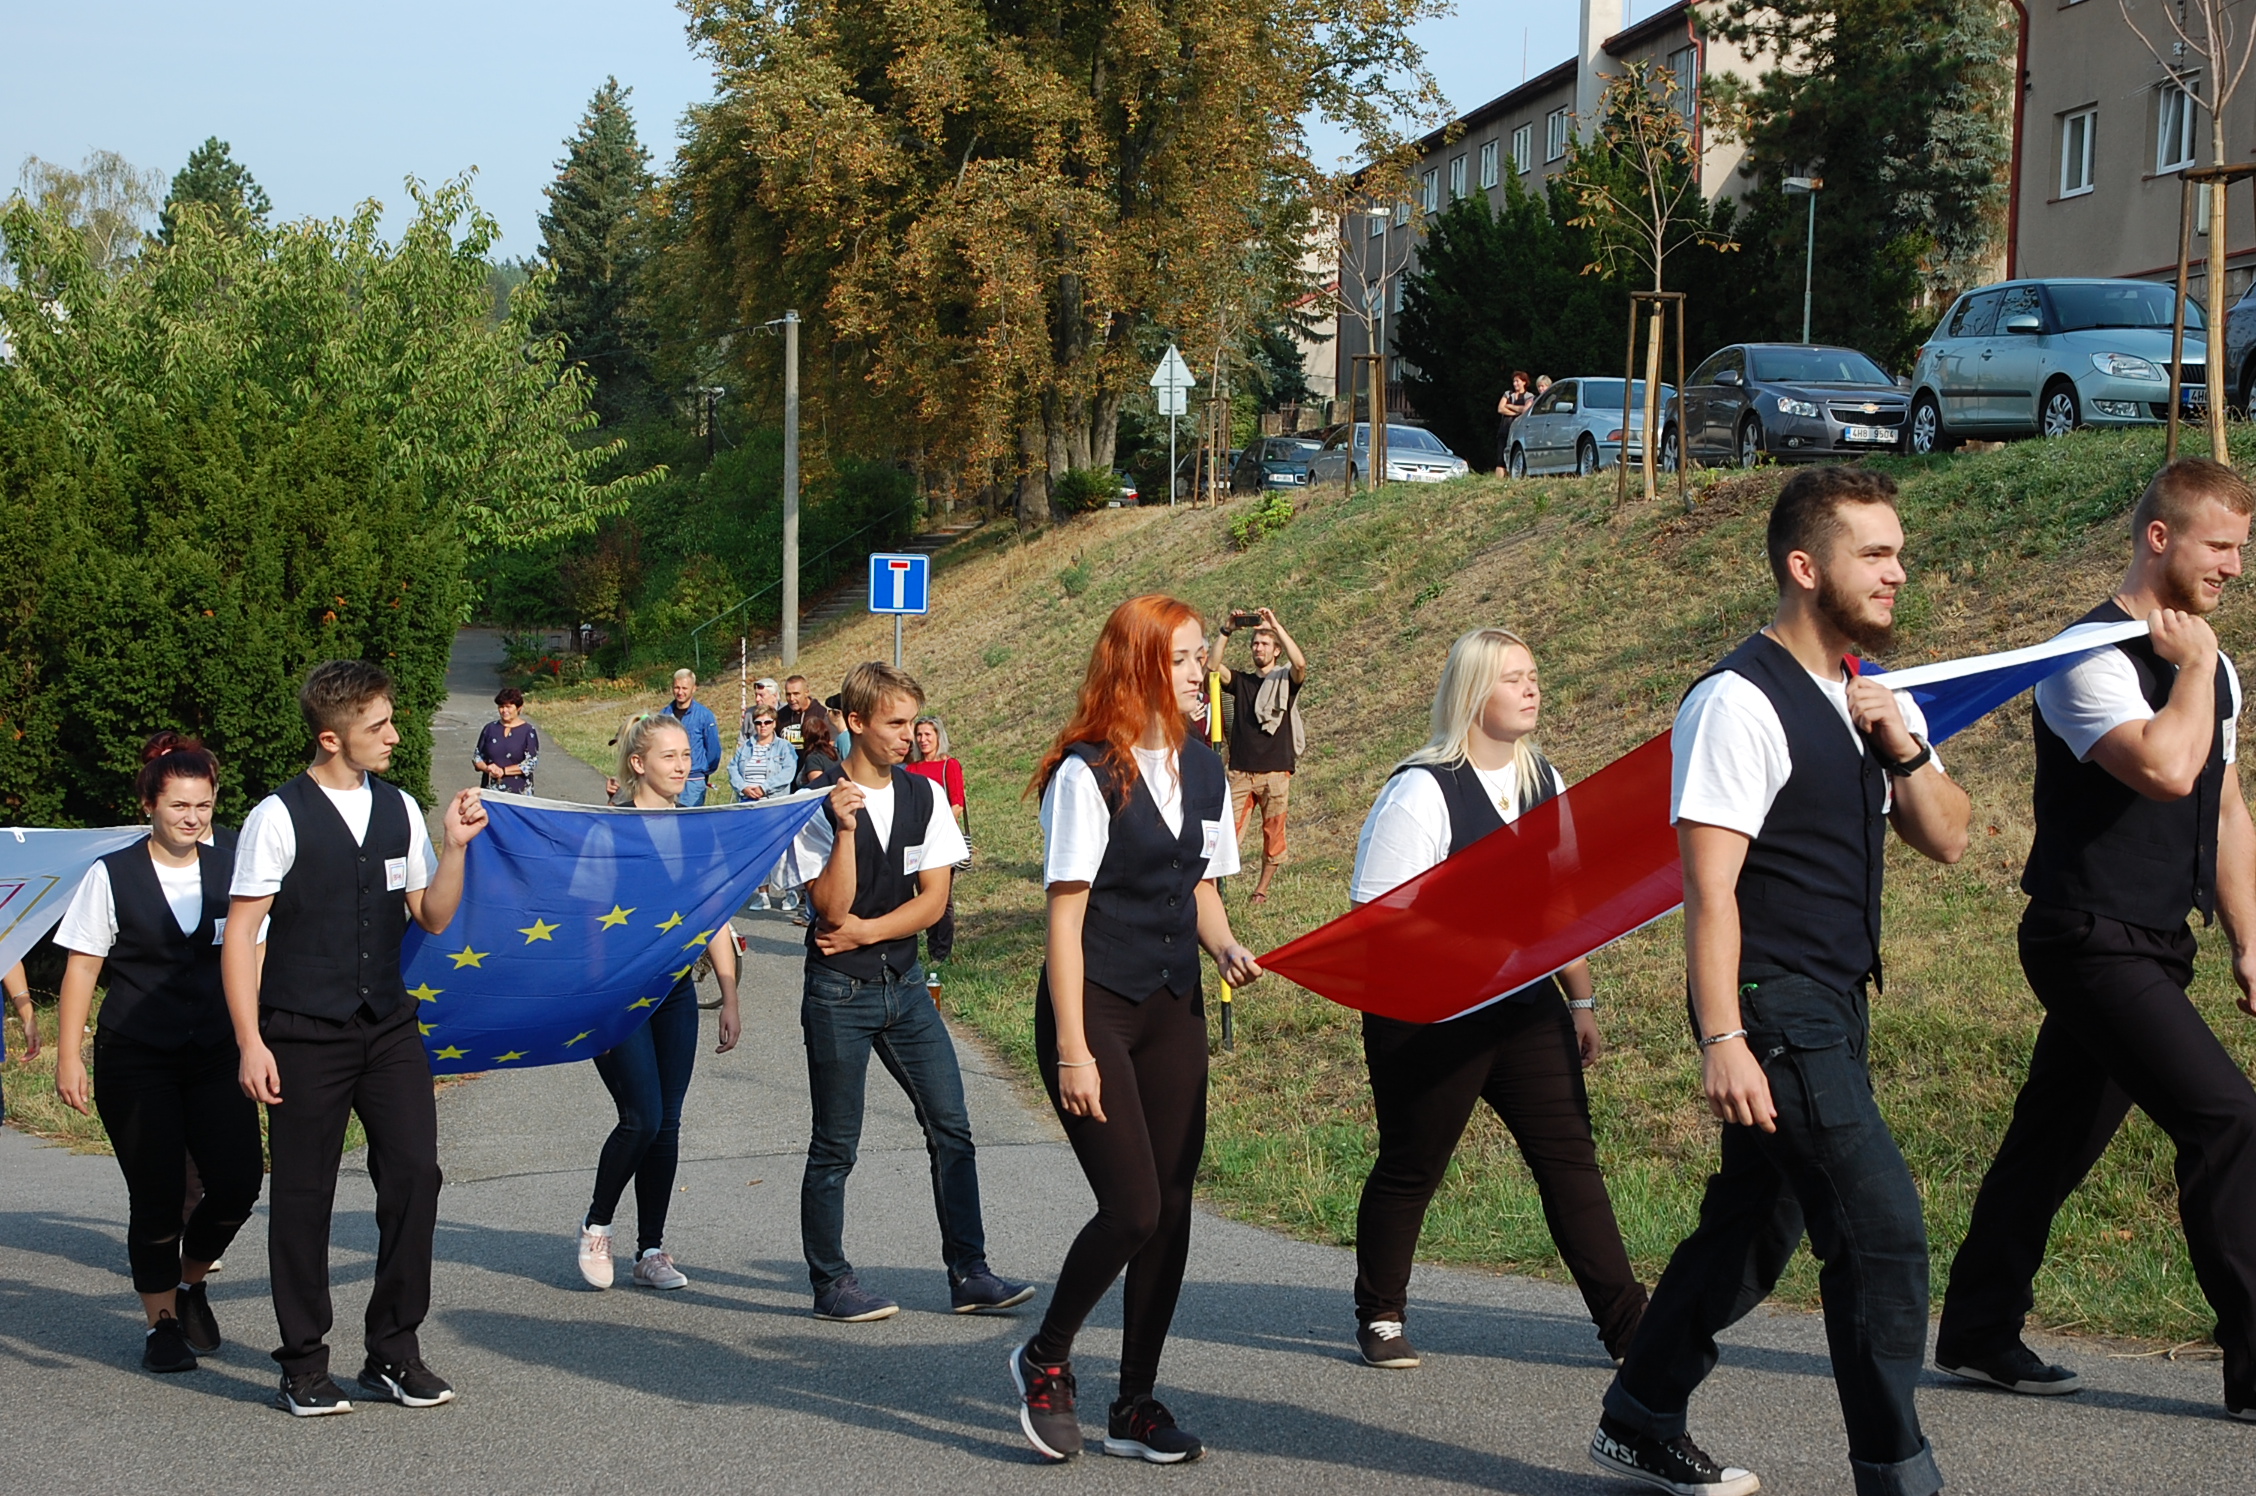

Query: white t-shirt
[
  {"left": 2033, "top": 647, "right": 2241, "bottom": 764},
  {"left": 780, "top": 774, "right": 971, "bottom": 888},
  {"left": 56, "top": 848, "right": 217, "bottom": 957},
  {"left": 1671, "top": 664, "right": 1939, "bottom": 837},
  {"left": 1041, "top": 747, "right": 1242, "bottom": 886},
  {"left": 1351, "top": 760, "right": 1539, "bottom": 903},
  {"left": 230, "top": 777, "right": 437, "bottom": 899}
]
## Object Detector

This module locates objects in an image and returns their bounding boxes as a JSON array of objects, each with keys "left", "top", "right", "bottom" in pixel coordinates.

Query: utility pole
[{"left": 780, "top": 310, "right": 801, "bottom": 668}]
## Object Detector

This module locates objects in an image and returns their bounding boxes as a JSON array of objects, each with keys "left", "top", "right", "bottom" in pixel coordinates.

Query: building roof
[
  {"left": 1604, "top": 0, "right": 1699, "bottom": 58},
  {"left": 1413, "top": 58, "right": 1577, "bottom": 155}
]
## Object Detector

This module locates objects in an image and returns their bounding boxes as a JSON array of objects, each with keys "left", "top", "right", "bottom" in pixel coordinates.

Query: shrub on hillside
[
  {"left": 1228, "top": 492, "right": 1296, "bottom": 550},
  {"left": 1051, "top": 466, "right": 1120, "bottom": 515}
]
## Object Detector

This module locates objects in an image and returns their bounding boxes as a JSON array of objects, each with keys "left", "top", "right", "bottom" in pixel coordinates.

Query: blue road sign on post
[{"left": 868, "top": 552, "right": 930, "bottom": 668}]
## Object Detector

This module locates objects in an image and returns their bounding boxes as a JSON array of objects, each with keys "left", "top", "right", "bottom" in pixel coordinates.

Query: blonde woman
[
  {"left": 1345, "top": 627, "right": 1645, "bottom": 1371},
  {"left": 574, "top": 714, "right": 742, "bottom": 1292}
]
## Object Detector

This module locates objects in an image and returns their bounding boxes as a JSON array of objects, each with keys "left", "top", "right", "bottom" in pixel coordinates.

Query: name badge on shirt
[
  {"left": 902, "top": 841, "right": 928, "bottom": 874},
  {"left": 1201, "top": 820, "right": 1222, "bottom": 860},
  {"left": 211, "top": 916, "right": 227, "bottom": 946},
  {"left": 385, "top": 856, "right": 408, "bottom": 892}
]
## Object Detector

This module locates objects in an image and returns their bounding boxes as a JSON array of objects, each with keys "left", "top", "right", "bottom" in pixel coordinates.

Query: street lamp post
[{"left": 1784, "top": 176, "right": 1822, "bottom": 344}]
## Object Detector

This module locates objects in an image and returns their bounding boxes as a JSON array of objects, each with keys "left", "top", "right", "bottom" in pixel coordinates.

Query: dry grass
[{"left": 530, "top": 431, "right": 2256, "bottom": 1343}]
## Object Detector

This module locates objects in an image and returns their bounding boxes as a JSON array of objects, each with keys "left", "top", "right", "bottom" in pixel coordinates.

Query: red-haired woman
[
  {"left": 51, "top": 733, "right": 265, "bottom": 1374},
  {"left": 1008, "top": 595, "right": 1263, "bottom": 1465}
]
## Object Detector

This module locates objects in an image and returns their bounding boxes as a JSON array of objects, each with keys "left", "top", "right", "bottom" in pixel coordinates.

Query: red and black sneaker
[
  {"left": 1104, "top": 1394, "right": 1205, "bottom": 1464},
  {"left": 1009, "top": 1343, "right": 1082, "bottom": 1461}
]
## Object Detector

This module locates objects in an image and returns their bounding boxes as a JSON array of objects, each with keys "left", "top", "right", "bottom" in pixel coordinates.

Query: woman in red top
[{"left": 904, "top": 714, "right": 967, "bottom": 965}]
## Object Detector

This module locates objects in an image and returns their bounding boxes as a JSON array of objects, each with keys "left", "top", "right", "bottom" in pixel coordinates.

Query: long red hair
[{"left": 1031, "top": 594, "right": 1203, "bottom": 801}]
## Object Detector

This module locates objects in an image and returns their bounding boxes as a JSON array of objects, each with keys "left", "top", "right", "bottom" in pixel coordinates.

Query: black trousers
[
  {"left": 1028, "top": 974, "right": 1206, "bottom": 1402},
  {"left": 1354, "top": 985, "right": 1647, "bottom": 1356},
  {"left": 92, "top": 1029, "right": 263, "bottom": 1294},
  {"left": 262, "top": 1001, "right": 442, "bottom": 1378},
  {"left": 1940, "top": 901, "right": 2256, "bottom": 1404}
]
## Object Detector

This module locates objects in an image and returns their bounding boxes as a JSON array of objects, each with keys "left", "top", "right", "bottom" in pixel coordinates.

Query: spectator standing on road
[
  {"left": 49, "top": 733, "right": 266, "bottom": 1375},
  {"left": 743, "top": 677, "right": 780, "bottom": 740},
  {"left": 1496, "top": 371, "right": 1534, "bottom": 475},
  {"left": 472, "top": 687, "right": 540, "bottom": 795},
  {"left": 729, "top": 709, "right": 799, "bottom": 802},
  {"left": 778, "top": 675, "right": 815, "bottom": 747},
  {"left": 1010, "top": 595, "right": 1263, "bottom": 1466},
  {"left": 905, "top": 713, "right": 969, "bottom": 966},
  {"left": 1212, "top": 605, "right": 1307, "bottom": 905},
  {"left": 574, "top": 713, "right": 742, "bottom": 1295},
  {"left": 793, "top": 706, "right": 846, "bottom": 794},
  {"left": 663, "top": 669, "right": 723, "bottom": 807}
]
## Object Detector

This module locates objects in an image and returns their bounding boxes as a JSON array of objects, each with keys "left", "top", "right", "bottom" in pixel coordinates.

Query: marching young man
[
  {"left": 781, "top": 661, "right": 1032, "bottom": 1322},
  {"left": 1938, "top": 457, "right": 2256, "bottom": 1422},
  {"left": 225, "top": 660, "right": 487, "bottom": 1416},
  {"left": 1592, "top": 468, "right": 1969, "bottom": 1496}
]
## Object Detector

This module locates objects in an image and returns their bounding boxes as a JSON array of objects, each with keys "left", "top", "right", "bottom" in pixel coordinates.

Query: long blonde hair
[
  {"left": 1399, "top": 627, "right": 1558, "bottom": 811},
  {"left": 615, "top": 712, "right": 690, "bottom": 803}
]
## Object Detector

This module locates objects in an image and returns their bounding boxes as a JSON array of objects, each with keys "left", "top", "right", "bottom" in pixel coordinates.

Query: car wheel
[
  {"left": 1907, "top": 392, "right": 1955, "bottom": 455},
  {"left": 2040, "top": 380, "right": 2081, "bottom": 438},
  {"left": 1737, "top": 416, "right": 1763, "bottom": 468},
  {"left": 1506, "top": 444, "right": 1526, "bottom": 479},
  {"left": 1576, "top": 436, "right": 1599, "bottom": 476},
  {"left": 1659, "top": 427, "right": 1680, "bottom": 474}
]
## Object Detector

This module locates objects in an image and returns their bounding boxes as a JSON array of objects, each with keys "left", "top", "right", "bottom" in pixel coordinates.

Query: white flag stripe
[{"left": 1875, "top": 619, "right": 2149, "bottom": 689}]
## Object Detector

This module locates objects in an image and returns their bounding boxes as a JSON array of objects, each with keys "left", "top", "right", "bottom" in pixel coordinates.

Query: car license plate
[{"left": 1843, "top": 424, "right": 1892, "bottom": 443}]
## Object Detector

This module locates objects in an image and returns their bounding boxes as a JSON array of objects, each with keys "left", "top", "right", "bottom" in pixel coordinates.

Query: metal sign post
[
  {"left": 867, "top": 552, "right": 931, "bottom": 670},
  {"left": 1150, "top": 345, "right": 1195, "bottom": 505}
]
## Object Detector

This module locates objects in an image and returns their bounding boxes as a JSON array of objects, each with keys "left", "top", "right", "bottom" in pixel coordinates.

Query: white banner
[{"left": 0, "top": 827, "right": 148, "bottom": 974}]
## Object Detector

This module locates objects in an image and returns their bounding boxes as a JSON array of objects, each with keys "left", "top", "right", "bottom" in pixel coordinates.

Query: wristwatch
[{"left": 1874, "top": 734, "right": 1933, "bottom": 778}]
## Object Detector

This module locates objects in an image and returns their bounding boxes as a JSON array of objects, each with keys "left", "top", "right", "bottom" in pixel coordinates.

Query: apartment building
[
  {"left": 2014, "top": 0, "right": 2256, "bottom": 301},
  {"left": 1334, "top": 0, "right": 1768, "bottom": 410}
]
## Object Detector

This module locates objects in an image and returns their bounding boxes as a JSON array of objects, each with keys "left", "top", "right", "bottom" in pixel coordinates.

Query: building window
[
  {"left": 1666, "top": 45, "right": 1698, "bottom": 114},
  {"left": 2061, "top": 108, "right": 2096, "bottom": 197},
  {"left": 2158, "top": 82, "right": 2199, "bottom": 174},
  {"left": 1512, "top": 123, "right": 1533, "bottom": 175},
  {"left": 1368, "top": 209, "right": 1384, "bottom": 238},
  {"left": 1479, "top": 140, "right": 1499, "bottom": 189},
  {"left": 1421, "top": 169, "right": 1439, "bottom": 212},
  {"left": 1545, "top": 108, "right": 1571, "bottom": 162},
  {"left": 1448, "top": 154, "right": 1467, "bottom": 200}
]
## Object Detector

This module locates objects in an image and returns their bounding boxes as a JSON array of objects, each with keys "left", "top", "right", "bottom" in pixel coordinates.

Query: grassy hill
[{"left": 538, "top": 429, "right": 2256, "bottom": 1346}]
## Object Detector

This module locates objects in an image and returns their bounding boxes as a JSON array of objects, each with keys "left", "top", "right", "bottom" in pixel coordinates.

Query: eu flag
[{"left": 402, "top": 790, "right": 825, "bottom": 1076}]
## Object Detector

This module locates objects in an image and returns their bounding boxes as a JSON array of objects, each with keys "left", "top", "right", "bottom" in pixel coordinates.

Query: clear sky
[{"left": 4, "top": 1, "right": 1602, "bottom": 254}]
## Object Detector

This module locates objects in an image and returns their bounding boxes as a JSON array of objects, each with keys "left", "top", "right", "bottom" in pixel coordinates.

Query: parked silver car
[
  {"left": 1907, "top": 278, "right": 2205, "bottom": 453},
  {"left": 1504, "top": 378, "right": 1677, "bottom": 476},
  {"left": 1307, "top": 423, "right": 1470, "bottom": 486}
]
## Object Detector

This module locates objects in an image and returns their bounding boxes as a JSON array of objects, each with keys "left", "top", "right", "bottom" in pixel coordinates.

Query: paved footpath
[{"left": 1, "top": 635, "right": 2248, "bottom": 1493}]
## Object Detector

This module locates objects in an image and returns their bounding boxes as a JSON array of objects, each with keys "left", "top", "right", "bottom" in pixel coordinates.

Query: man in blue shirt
[{"left": 665, "top": 669, "right": 723, "bottom": 807}]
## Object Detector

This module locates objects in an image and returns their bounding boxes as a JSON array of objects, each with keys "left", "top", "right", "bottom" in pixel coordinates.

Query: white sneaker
[
  {"left": 753, "top": 889, "right": 773, "bottom": 911},
  {"left": 633, "top": 1249, "right": 690, "bottom": 1290},
  {"left": 577, "top": 1219, "right": 614, "bottom": 1289},
  {"left": 780, "top": 890, "right": 800, "bottom": 911}
]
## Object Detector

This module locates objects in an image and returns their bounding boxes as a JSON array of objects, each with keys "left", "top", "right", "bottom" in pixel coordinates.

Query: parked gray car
[
  {"left": 1230, "top": 435, "right": 1323, "bottom": 492},
  {"left": 1907, "top": 278, "right": 2205, "bottom": 453},
  {"left": 1504, "top": 377, "right": 1677, "bottom": 476},
  {"left": 1668, "top": 343, "right": 1908, "bottom": 467},
  {"left": 1307, "top": 423, "right": 1470, "bottom": 487}
]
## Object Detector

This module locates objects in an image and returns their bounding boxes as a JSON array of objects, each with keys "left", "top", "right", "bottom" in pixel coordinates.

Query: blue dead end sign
[{"left": 868, "top": 552, "right": 931, "bottom": 615}]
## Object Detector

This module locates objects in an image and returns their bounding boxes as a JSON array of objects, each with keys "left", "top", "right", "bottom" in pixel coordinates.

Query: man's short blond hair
[
  {"left": 2133, "top": 457, "right": 2256, "bottom": 537},
  {"left": 672, "top": 668, "right": 697, "bottom": 686},
  {"left": 839, "top": 661, "right": 926, "bottom": 723}
]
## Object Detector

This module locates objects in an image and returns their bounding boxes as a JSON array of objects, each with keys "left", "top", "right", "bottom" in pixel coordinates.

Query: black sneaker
[
  {"left": 1935, "top": 1341, "right": 2082, "bottom": 1396},
  {"left": 1589, "top": 1414, "right": 1759, "bottom": 1495},
  {"left": 1357, "top": 1318, "right": 1421, "bottom": 1368},
  {"left": 813, "top": 1274, "right": 900, "bottom": 1322},
  {"left": 177, "top": 1282, "right": 222, "bottom": 1355},
  {"left": 357, "top": 1356, "right": 456, "bottom": 1408},
  {"left": 1104, "top": 1394, "right": 1205, "bottom": 1464},
  {"left": 1009, "top": 1342, "right": 1082, "bottom": 1461},
  {"left": 2226, "top": 1394, "right": 2256, "bottom": 1422},
  {"left": 951, "top": 1265, "right": 1037, "bottom": 1314},
  {"left": 142, "top": 1316, "right": 197, "bottom": 1374},
  {"left": 275, "top": 1370, "right": 354, "bottom": 1416}
]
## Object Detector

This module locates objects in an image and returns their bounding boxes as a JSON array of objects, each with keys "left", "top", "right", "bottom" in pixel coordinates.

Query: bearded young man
[
  {"left": 1591, "top": 467, "right": 1969, "bottom": 1496},
  {"left": 1935, "top": 457, "right": 2256, "bottom": 1423}
]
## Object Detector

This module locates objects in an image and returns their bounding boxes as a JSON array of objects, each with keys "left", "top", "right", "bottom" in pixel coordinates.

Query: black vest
[
  {"left": 1692, "top": 633, "right": 1888, "bottom": 994},
  {"left": 1073, "top": 739, "right": 1226, "bottom": 1002},
  {"left": 94, "top": 833, "right": 236, "bottom": 1050},
  {"left": 807, "top": 767, "right": 934, "bottom": 980},
  {"left": 1390, "top": 756, "right": 1564, "bottom": 1009},
  {"left": 2023, "top": 599, "right": 2231, "bottom": 930},
  {"left": 264, "top": 772, "right": 413, "bottom": 1021}
]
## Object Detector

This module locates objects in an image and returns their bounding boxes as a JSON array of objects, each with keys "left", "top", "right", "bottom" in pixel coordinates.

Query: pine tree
[
  {"left": 536, "top": 79, "right": 656, "bottom": 424},
  {"left": 159, "top": 137, "right": 271, "bottom": 244}
]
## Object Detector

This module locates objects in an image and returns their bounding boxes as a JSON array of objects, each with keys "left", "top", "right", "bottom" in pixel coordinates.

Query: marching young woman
[
  {"left": 575, "top": 713, "right": 742, "bottom": 1292},
  {"left": 1008, "top": 595, "right": 1263, "bottom": 1465},
  {"left": 1347, "top": 629, "right": 1647, "bottom": 1371},
  {"left": 52, "top": 733, "right": 264, "bottom": 1373}
]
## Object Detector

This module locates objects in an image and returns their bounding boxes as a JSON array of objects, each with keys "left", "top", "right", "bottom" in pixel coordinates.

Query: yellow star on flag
[
  {"left": 418, "top": 1022, "right": 434, "bottom": 1037},
  {"left": 627, "top": 995, "right": 657, "bottom": 1010},
  {"left": 519, "top": 918, "right": 559, "bottom": 944},
  {"left": 681, "top": 929, "right": 714, "bottom": 949},
  {"left": 434, "top": 1045, "right": 468, "bottom": 1060},
  {"left": 449, "top": 946, "right": 488, "bottom": 969},
  {"left": 599, "top": 905, "right": 635, "bottom": 929},
  {"left": 655, "top": 911, "right": 684, "bottom": 933},
  {"left": 564, "top": 1030, "right": 593, "bottom": 1047},
  {"left": 494, "top": 1050, "right": 526, "bottom": 1063},
  {"left": 671, "top": 962, "right": 698, "bottom": 981},
  {"left": 408, "top": 983, "right": 442, "bottom": 1003}
]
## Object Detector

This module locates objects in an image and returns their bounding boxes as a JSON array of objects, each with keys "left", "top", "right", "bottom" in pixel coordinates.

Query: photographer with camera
[{"left": 1210, "top": 606, "right": 1307, "bottom": 905}]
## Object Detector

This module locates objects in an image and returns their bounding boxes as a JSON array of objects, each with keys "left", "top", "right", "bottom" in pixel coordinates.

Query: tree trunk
[
  {"left": 2209, "top": 138, "right": 2230, "bottom": 460},
  {"left": 1642, "top": 302, "right": 1665, "bottom": 500},
  {"left": 1090, "top": 386, "right": 1123, "bottom": 472},
  {"left": 1016, "top": 414, "right": 1049, "bottom": 526}
]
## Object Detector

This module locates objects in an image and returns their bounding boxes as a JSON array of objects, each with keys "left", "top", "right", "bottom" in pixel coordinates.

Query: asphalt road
[{"left": 1, "top": 633, "right": 2248, "bottom": 1493}]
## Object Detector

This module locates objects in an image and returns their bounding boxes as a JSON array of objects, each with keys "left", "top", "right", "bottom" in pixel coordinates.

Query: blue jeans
[
  {"left": 588, "top": 977, "right": 699, "bottom": 1254},
  {"left": 678, "top": 774, "right": 709, "bottom": 807},
  {"left": 1606, "top": 970, "right": 1941, "bottom": 1496},
  {"left": 800, "top": 961, "right": 986, "bottom": 1294}
]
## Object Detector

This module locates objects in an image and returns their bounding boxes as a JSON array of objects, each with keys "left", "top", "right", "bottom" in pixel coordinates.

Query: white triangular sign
[{"left": 1150, "top": 345, "right": 1195, "bottom": 391}]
